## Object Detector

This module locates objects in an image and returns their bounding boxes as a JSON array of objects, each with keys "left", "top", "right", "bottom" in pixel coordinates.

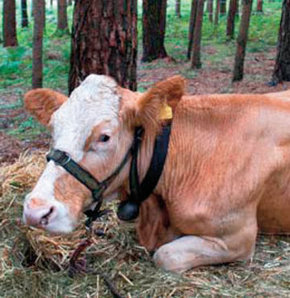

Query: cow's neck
[{"left": 117, "top": 122, "right": 171, "bottom": 221}]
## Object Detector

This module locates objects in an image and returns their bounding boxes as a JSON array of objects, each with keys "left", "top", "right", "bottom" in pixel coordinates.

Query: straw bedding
[{"left": 0, "top": 152, "right": 289, "bottom": 297}]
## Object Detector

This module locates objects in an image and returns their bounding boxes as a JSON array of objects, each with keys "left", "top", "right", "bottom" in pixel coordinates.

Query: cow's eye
[{"left": 98, "top": 134, "right": 110, "bottom": 142}]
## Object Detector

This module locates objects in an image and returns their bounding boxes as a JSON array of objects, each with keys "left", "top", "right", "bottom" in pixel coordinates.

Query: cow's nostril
[{"left": 40, "top": 206, "right": 55, "bottom": 226}]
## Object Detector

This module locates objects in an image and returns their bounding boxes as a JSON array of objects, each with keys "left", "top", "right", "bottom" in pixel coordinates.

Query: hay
[
  {"left": 0, "top": 151, "right": 46, "bottom": 196},
  {"left": 0, "top": 152, "right": 120, "bottom": 270},
  {"left": 1, "top": 153, "right": 290, "bottom": 297}
]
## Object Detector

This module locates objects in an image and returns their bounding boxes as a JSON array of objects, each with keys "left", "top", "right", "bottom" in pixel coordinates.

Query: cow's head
[{"left": 22, "top": 74, "right": 185, "bottom": 233}]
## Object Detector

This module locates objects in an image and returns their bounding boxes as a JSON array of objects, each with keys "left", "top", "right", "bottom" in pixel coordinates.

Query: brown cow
[{"left": 23, "top": 75, "right": 290, "bottom": 272}]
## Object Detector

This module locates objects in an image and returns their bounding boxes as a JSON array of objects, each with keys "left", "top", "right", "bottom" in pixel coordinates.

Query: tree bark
[
  {"left": 272, "top": 0, "right": 290, "bottom": 83},
  {"left": 21, "top": 0, "right": 29, "bottom": 28},
  {"left": 142, "top": 0, "right": 168, "bottom": 62},
  {"left": 187, "top": 0, "right": 198, "bottom": 59},
  {"left": 214, "top": 0, "right": 220, "bottom": 25},
  {"left": 257, "top": 0, "right": 263, "bottom": 12},
  {"left": 176, "top": 0, "right": 181, "bottom": 17},
  {"left": 32, "top": 0, "right": 45, "bottom": 88},
  {"left": 69, "top": 0, "right": 138, "bottom": 93},
  {"left": 207, "top": 0, "right": 213, "bottom": 22},
  {"left": 220, "top": 0, "right": 227, "bottom": 15},
  {"left": 190, "top": 0, "right": 205, "bottom": 69},
  {"left": 57, "top": 0, "right": 68, "bottom": 32},
  {"left": 227, "top": 0, "right": 238, "bottom": 38},
  {"left": 3, "top": 0, "right": 18, "bottom": 47},
  {"left": 232, "top": 0, "right": 253, "bottom": 82}
]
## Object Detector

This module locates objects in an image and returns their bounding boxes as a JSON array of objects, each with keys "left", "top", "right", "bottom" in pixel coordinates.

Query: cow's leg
[
  {"left": 153, "top": 225, "right": 257, "bottom": 272},
  {"left": 137, "top": 194, "right": 179, "bottom": 251}
]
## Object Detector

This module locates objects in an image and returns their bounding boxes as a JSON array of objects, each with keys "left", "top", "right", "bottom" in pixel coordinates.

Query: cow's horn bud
[{"left": 117, "top": 200, "right": 139, "bottom": 221}]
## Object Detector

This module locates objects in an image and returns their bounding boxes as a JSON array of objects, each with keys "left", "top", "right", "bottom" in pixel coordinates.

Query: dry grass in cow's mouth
[{"left": 0, "top": 153, "right": 290, "bottom": 297}]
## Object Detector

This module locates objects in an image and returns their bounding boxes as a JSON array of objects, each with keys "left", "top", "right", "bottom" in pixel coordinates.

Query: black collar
[
  {"left": 46, "top": 123, "right": 171, "bottom": 225},
  {"left": 117, "top": 123, "right": 171, "bottom": 221}
]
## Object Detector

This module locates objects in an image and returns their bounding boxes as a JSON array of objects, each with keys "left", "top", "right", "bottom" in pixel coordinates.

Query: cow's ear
[
  {"left": 24, "top": 88, "right": 67, "bottom": 126},
  {"left": 134, "top": 75, "right": 185, "bottom": 131}
]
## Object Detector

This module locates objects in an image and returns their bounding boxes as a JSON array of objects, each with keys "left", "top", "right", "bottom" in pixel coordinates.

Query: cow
[{"left": 23, "top": 74, "right": 290, "bottom": 273}]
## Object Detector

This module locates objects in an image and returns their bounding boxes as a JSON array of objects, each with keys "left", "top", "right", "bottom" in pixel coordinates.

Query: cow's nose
[{"left": 24, "top": 200, "right": 56, "bottom": 227}]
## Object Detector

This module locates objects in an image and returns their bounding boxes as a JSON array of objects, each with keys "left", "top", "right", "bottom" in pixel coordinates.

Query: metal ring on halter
[{"left": 59, "top": 154, "right": 71, "bottom": 166}]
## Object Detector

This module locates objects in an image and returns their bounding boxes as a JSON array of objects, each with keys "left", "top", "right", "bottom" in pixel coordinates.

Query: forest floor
[
  {"left": 1, "top": 1, "right": 290, "bottom": 297},
  {"left": 2, "top": 47, "right": 290, "bottom": 166},
  {"left": 1, "top": 45, "right": 290, "bottom": 297}
]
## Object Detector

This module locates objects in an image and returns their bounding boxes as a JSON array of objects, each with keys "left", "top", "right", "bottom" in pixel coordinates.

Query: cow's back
[{"left": 159, "top": 93, "right": 290, "bottom": 236}]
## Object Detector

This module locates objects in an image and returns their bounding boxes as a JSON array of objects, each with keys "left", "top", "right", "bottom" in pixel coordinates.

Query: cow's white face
[
  {"left": 22, "top": 74, "right": 185, "bottom": 233},
  {"left": 23, "top": 75, "right": 136, "bottom": 233}
]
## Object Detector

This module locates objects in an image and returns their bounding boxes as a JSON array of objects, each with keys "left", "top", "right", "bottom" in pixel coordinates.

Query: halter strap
[{"left": 46, "top": 127, "right": 144, "bottom": 202}]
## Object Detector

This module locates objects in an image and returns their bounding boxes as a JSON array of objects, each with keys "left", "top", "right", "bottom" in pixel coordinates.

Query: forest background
[{"left": 0, "top": 0, "right": 290, "bottom": 297}]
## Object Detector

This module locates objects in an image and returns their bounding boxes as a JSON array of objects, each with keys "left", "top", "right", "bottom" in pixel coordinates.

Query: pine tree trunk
[
  {"left": 257, "top": 0, "right": 263, "bottom": 12},
  {"left": 32, "top": 0, "right": 45, "bottom": 88},
  {"left": 57, "top": 0, "right": 68, "bottom": 32},
  {"left": 232, "top": 0, "right": 253, "bottom": 82},
  {"left": 190, "top": 0, "right": 205, "bottom": 69},
  {"left": 227, "top": 0, "right": 238, "bottom": 38},
  {"left": 69, "top": 0, "right": 138, "bottom": 93},
  {"left": 214, "top": 0, "right": 220, "bottom": 25},
  {"left": 3, "top": 0, "right": 18, "bottom": 47},
  {"left": 142, "top": 0, "right": 168, "bottom": 62},
  {"left": 187, "top": 0, "right": 198, "bottom": 59},
  {"left": 176, "top": 0, "right": 181, "bottom": 17},
  {"left": 207, "top": 0, "right": 213, "bottom": 22},
  {"left": 21, "top": 0, "right": 29, "bottom": 28},
  {"left": 220, "top": 0, "right": 227, "bottom": 15},
  {"left": 50, "top": 0, "right": 53, "bottom": 6},
  {"left": 272, "top": 0, "right": 290, "bottom": 83}
]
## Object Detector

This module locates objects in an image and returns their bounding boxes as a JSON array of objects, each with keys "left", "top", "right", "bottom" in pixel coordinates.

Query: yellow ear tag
[{"left": 160, "top": 104, "right": 172, "bottom": 120}]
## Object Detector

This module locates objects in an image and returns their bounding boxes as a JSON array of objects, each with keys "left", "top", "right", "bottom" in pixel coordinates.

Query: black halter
[{"left": 46, "top": 123, "right": 171, "bottom": 225}]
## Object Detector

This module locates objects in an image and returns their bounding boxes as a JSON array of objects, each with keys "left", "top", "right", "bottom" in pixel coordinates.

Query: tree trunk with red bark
[
  {"left": 227, "top": 0, "right": 238, "bottom": 38},
  {"left": 232, "top": 0, "right": 253, "bottom": 81},
  {"left": 57, "top": 0, "right": 68, "bottom": 32},
  {"left": 272, "top": 0, "right": 290, "bottom": 84},
  {"left": 69, "top": 0, "right": 138, "bottom": 93},
  {"left": 257, "top": 0, "right": 263, "bottom": 12},
  {"left": 142, "top": 0, "right": 168, "bottom": 62},
  {"left": 190, "top": 0, "right": 205, "bottom": 69},
  {"left": 21, "top": 0, "right": 29, "bottom": 28},
  {"left": 187, "top": 0, "right": 198, "bottom": 59},
  {"left": 176, "top": 0, "right": 181, "bottom": 17},
  {"left": 32, "top": 0, "right": 45, "bottom": 88},
  {"left": 220, "top": 0, "right": 227, "bottom": 15},
  {"left": 214, "top": 0, "right": 220, "bottom": 25},
  {"left": 3, "top": 0, "right": 18, "bottom": 47},
  {"left": 207, "top": 0, "right": 213, "bottom": 22}
]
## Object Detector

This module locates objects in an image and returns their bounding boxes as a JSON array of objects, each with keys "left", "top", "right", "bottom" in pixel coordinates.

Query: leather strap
[
  {"left": 131, "top": 123, "right": 171, "bottom": 203},
  {"left": 117, "top": 122, "right": 171, "bottom": 221}
]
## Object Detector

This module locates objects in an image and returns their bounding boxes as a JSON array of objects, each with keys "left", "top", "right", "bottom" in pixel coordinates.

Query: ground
[
  {"left": 1, "top": 1, "right": 290, "bottom": 297},
  {"left": 2, "top": 47, "right": 290, "bottom": 166}
]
